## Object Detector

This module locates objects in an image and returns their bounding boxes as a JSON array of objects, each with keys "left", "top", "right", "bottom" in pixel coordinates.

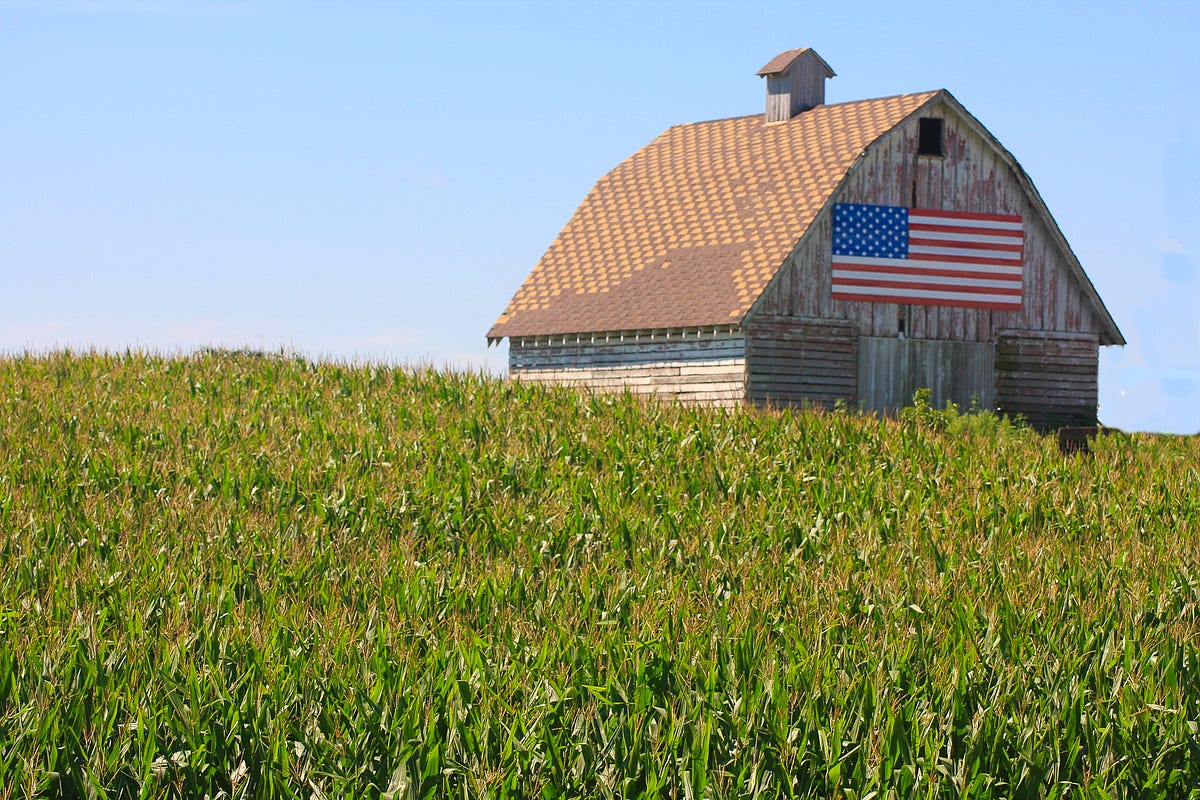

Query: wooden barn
[{"left": 487, "top": 48, "right": 1124, "bottom": 430}]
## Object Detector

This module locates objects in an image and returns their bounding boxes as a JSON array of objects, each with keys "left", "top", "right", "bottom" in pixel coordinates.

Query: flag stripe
[
  {"left": 833, "top": 274, "right": 1022, "bottom": 294},
  {"left": 833, "top": 290, "right": 1023, "bottom": 309},
  {"left": 912, "top": 253, "right": 1023, "bottom": 267},
  {"left": 835, "top": 267, "right": 1022, "bottom": 286},
  {"left": 908, "top": 229, "right": 1024, "bottom": 246},
  {"left": 837, "top": 251, "right": 1024, "bottom": 267},
  {"left": 831, "top": 203, "right": 1024, "bottom": 309},
  {"left": 908, "top": 208, "right": 1022, "bottom": 224},
  {"left": 909, "top": 222, "right": 1025, "bottom": 239},
  {"left": 907, "top": 217, "right": 1022, "bottom": 232},
  {"left": 909, "top": 217, "right": 1023, "bottom": 233},
  {"left": 908, "top": 243, "right": 1022, "bottom": 259},
  {"left": 831, "top": 254, "right": 1023, "bottom": 275}
]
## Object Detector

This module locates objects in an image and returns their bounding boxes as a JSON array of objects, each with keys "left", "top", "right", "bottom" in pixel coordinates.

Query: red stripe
[
  {"left": 906, "top": 252, "right": 1024, "bottom": 267},
  {"left": 909, "top": 222, "right": 1025, "bottom": 239},
  {"left": 833, "top": 277, "right": 1022, "bottom": 296},
  {"left": 909, "top": 236, "right": 1024, "bottom": 253},
  {"left": 833, "top": 291, "right": 1023, "bottom": 310},
  {"left": 910, "top": 208, "right": 1021, "bottom": 223},
  {"left": 832, "top": 261, "right": 1022, "bottom": 281}
]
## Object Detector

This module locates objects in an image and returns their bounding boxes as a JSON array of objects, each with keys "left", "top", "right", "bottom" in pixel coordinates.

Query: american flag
[{"left": 831, "top": 203, "right": 1024, "bottom": 309}]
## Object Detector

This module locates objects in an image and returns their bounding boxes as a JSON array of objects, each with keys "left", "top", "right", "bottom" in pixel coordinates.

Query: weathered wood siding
[
  {"left": 745, "top": 316, "right": 857, "bottom": 408},
  {"left": 858, "top": 338, "right": 994, "bottom": 413},
  {"left": 745, "top": 99, "right": 1112, "bottom": 424},
  {"left": 765, "top": 55, "right": 828, "bottom": 121},
  {"left": 754, "top": 100, "right": 1106, "bottom": 344},
  {"left": 995, "top": 331, "right": 1098, "bottom": 430},
  {"left": 510, "top": 334, "right": 745, "bottom": 406}
]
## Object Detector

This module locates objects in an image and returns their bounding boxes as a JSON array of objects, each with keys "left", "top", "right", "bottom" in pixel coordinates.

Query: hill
[{"left": 1, "top": 352, "right": 1197, "bottom": 798}]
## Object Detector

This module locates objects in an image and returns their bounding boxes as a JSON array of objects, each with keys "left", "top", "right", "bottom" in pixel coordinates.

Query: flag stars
[{"left": 832, "top": 203, "right": 907, "bottom": 258}]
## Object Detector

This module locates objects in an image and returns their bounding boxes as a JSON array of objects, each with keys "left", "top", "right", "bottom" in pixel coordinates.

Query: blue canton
[{"left": 832, "top": 203, "right": 908, "bottom": 259}]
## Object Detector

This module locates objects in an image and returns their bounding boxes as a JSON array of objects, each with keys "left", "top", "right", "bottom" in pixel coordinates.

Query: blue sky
[{"left": 2, "top": 1, "right": 1198, "bottom": 433}]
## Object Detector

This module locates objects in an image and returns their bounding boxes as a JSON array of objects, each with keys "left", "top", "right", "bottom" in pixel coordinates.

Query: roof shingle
[
  {"left": 756, "top": 47, "right": 833, "bottom": 77},
  {"left": 489, "top": 91, "right": 938, "bottom": 340}
]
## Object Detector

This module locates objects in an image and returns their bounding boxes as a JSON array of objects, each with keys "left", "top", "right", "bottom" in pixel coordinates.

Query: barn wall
[
  {"left": 749, "top": 99, "right": 1107, "bottom": 424},
  {"left": 858, "top": 338, "right": 994, "bottom": 413},
  {"left": 756, "top": 100, "right": 1103, "bottom": 344},
  {"left": 745, "top": 316, "right": 857, "bottom": 408},
  {"left": 510, "top": 335, "right": 746, "bottom": 406},
  {"left": 995, "top": 331, "right": 1099, "bottom": 430}
]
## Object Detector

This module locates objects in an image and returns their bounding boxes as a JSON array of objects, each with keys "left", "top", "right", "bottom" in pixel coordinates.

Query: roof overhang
[{"left": 756, "top": 47, "right": 836, "bottom": 79}]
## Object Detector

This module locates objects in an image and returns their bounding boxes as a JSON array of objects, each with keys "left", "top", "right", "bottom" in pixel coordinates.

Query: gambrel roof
[{"left": 488, "top": 89, "right": 1123, "bottom": 346}]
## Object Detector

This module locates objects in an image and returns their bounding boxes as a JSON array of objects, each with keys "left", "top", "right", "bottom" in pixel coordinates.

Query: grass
[{"left": 1, "top": 350, "right": 1198, "bottom": 798}]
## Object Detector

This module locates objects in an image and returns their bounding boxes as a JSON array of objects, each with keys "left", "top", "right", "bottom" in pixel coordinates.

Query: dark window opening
[
  {"left": 898, "top": 314, "right": 906, "bottom": 338},
  {"left": 918, "top": 117, "right": 944, "bottom": 157}
]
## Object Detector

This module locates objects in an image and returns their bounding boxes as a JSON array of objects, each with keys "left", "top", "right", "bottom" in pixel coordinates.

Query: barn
[{"left": 487, "top": 48, "right": 1124, "bottom": 431}]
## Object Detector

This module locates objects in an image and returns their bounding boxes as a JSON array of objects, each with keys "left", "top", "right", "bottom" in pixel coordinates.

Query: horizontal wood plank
[
  {"left": 995, "top": 331, "right": 1098, "bottom": 429},
  {"left": 512, "top": 355, "right": 746, "bottom": 406},
  {"left": 745, "top": 318, "right": 858, "bottom": 410}
]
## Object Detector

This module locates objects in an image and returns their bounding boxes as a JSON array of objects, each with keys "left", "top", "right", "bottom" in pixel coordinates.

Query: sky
[{"left": 2, "top": 1, "right": 1198, "bottom": 434}]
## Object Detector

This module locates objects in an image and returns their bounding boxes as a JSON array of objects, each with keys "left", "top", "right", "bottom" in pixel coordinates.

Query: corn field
[{"left": 1, "top": 351, "right": 1198, "bottom": 798}]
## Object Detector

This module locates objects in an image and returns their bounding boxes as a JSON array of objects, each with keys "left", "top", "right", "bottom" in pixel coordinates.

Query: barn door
[{"left": 857, "top": 337, "right": 995, "bottom": 414}]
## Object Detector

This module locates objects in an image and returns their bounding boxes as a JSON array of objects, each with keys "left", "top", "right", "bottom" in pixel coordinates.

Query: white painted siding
[{"left": 509, "top": 333, "right": 746, "bottom": 406}]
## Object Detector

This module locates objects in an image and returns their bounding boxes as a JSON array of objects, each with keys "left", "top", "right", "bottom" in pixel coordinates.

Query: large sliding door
[{"left": 858, "top": 337, "right": 995, "bottom": 414}]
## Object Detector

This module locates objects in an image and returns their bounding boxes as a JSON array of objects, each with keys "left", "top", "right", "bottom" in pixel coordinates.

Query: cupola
[{"left": 757, "top": 48, "right": 836, "bottom": 122}]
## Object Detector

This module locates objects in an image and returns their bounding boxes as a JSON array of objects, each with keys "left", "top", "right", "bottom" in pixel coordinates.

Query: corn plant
[{"left": 0, "top": 351, "right": 1197, "bottom": 798}]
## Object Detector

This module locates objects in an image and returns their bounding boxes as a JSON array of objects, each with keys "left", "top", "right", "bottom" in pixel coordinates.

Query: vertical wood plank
[
  {"left": 858, "top": 337, "right": 995, "bottom": 413},
  {"left": 1056, "top": 262, "right": 1070, "bottom": 331}
]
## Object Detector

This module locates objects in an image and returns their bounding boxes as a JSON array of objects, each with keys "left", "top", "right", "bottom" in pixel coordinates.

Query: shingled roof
[
  {"left": 757, "top": 47, "right": 835, "bottom": 77},
  {"left": 488, "top": 90, "right": 939, "bottom": 341}
]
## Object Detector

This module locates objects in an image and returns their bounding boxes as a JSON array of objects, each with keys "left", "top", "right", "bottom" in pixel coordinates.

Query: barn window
[{"left": 918, "top": 117, "right": 944, "bottom": 157}]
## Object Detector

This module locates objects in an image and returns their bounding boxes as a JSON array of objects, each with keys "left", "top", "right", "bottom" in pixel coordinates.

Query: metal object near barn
[{"left": 487, "top": 48, "right": 1124, "bottom": 432}]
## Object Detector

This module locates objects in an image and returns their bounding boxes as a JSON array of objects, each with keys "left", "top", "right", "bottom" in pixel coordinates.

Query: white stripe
[
  {"left": 908, "top": 213, "right": 1022, "bottom": 231},
  {"left": 909, "top": 229, "right": 1024, "bottom": 246},
  {"left": 833, "top": 285, "right": 1023, "bottom": 304},
  {"left": 833, "top": 269, "right": 1022, "bottom": 290},
  {"left": 833, "top": 255, "right": 1023, "bottom": 276},
  {"left": 908, "top": 244, "right": 1022, "bottom": 260}
]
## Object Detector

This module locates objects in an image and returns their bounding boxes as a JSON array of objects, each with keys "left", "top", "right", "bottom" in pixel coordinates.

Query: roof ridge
[{"left": 673, "top": 89, "right": 942, "bottom": 129}]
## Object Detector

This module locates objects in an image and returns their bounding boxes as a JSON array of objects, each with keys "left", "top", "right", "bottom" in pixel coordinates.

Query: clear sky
[{"left": 2, "top": 1, "right": 1198, "bottom": 433}]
